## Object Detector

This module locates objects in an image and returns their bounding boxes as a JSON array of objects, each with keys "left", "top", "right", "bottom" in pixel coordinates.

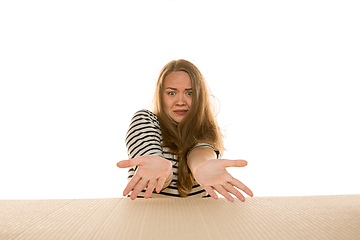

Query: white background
[{"left": 1, "top": 0, "right": 359, "bottom": 199}]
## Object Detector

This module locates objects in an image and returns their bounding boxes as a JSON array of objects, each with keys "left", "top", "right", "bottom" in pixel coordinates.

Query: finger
[
  {"left": 213, "top": 184, "right": 234, "bottom": 202},
  {"left": 203, "top": 186, "right": 218, "bottom": 200},
  {"left": 117, "top": 158, "right": 144, "bottom": 168},
  {"left": 130, "top": 178, "right": 148, "bottom": 200},
  {"left": 231, "top": 178, "right": 253, "bottom": 197},
  {"left": 144, "top": 179, "right": 157, "bottom": 199},
  {"left": 223, "top": 183, "right": 245, "bottom": 202},
  {"left": 155, "top": 177, "right": 166, "bottom": 193},
  {"left": 222, "top": 159, "right": 248, "bottom": 168},
  {"left": 123, "top": 175, "right": 141, "bottom": 196},
  {"left": 117, "top": 160, "right": 132, "bottom": 168}
]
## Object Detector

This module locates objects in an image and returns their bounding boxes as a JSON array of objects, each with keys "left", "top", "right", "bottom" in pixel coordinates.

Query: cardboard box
[{"left": 1, "top": 195, "right": 359, "bottom": 239}]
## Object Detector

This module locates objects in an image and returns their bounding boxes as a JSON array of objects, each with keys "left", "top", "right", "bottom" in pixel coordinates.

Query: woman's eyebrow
[{"left": 165, "top": 87, "right": 192, "bottom": 90}]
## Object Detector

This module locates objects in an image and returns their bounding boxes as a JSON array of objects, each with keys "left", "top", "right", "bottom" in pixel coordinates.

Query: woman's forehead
[{"left": 164, "top": 71, "right": 192, "bottom": 88}]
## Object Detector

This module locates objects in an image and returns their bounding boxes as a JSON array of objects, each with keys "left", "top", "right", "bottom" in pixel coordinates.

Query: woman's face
[{"left": 163, "top": 71, "right": 192, "bottom": 123}]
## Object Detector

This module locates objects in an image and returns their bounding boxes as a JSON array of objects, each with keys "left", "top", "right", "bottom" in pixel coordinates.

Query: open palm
[
  {"left": 192, "top": 159, "right": 253, "bottom": 202},
  {"left": 117, "top": 155, "right": 172, "bottom": 199}
]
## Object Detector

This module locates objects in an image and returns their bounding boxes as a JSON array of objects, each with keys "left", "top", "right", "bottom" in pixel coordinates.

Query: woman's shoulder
[{"left": 131, "top": 109, "right": 159, "bottom": 125}]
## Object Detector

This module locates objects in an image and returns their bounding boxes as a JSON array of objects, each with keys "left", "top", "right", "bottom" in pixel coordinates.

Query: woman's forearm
[{"left": 187, "top": 147, "right": 217, "bottom": 174}]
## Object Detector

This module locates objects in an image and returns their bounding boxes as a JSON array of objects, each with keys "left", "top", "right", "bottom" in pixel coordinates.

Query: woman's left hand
[{"left": 192, "top": 159, "right": 253, "bottom": 202}]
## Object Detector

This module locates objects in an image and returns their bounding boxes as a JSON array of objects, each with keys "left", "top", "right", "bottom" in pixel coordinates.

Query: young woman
[{"left": 117, "top": 59, "right": 253, "bottom": 202}]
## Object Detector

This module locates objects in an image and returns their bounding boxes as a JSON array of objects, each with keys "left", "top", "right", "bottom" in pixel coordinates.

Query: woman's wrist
[{"left": 187, "top": 147, "right": 217, "bottom": 173}]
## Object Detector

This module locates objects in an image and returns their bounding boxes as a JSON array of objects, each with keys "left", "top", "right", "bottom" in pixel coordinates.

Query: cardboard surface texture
[{"left": 1, "top": 195, "right": 359, "bottom": 240}]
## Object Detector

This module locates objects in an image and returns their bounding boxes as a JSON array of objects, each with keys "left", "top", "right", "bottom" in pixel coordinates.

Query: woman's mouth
[{"left": 174, "top": 110, "right": 188, "bottom": 115}]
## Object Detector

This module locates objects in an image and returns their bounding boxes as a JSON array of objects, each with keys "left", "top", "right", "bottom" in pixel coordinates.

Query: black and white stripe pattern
[{"left": 125, "top": 109, "right": 219, "bottom": 198}]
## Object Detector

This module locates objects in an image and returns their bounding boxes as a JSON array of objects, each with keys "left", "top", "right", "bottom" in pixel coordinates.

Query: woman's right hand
[{"left": 117, "top": 155, "right": 173, "bottom": 200}]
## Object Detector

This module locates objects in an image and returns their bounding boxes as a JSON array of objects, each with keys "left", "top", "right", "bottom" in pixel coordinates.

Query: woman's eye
[
  {"left": 187, "top": 92, "right": 192, "bottom": 96},
  {"left": 168, "top": 92, "right": 175, "bottom": 96}
]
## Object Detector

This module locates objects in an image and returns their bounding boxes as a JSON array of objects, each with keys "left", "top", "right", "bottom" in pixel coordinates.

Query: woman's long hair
[{"left": 152, "top": 59, "right": 225, "bottom": 197}]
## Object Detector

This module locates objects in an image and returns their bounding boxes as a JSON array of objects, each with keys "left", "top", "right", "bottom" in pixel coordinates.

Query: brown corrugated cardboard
[{"left": 1, "top": 195, "right": 359, "bottom": 239}]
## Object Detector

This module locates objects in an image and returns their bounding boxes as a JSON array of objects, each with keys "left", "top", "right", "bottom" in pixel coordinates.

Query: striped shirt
[{"left": 125, "top": 109, "right": 220, "bottom": 198}]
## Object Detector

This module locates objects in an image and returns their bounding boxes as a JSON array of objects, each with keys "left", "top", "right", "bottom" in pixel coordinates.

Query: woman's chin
[{"left": 170, "top": 116, "right": 184, "bottom": 124}]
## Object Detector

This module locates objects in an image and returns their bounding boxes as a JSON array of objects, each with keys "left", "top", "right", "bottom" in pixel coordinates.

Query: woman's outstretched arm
[
  {"left": 187, "top": 147, "right": 253, "bottom": 202},
  {"left": 120, "top": 109, "right": 172, "bottom": 199}
]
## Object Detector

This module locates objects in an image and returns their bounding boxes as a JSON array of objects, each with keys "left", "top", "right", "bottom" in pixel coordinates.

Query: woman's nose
[{"left": 175, "top": 95, "right": 185, "bottom": 105}]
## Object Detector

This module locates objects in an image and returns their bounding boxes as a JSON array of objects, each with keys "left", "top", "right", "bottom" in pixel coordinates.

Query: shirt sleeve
[
  {"left": 125, "top": 109, "right": 163, "bottom": 179},
  {"left": 186, "top": 143, "right": 222, "bottom": 159},
  {"left": 125, "top": 109, "right": 163, "bottom": 159}
]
